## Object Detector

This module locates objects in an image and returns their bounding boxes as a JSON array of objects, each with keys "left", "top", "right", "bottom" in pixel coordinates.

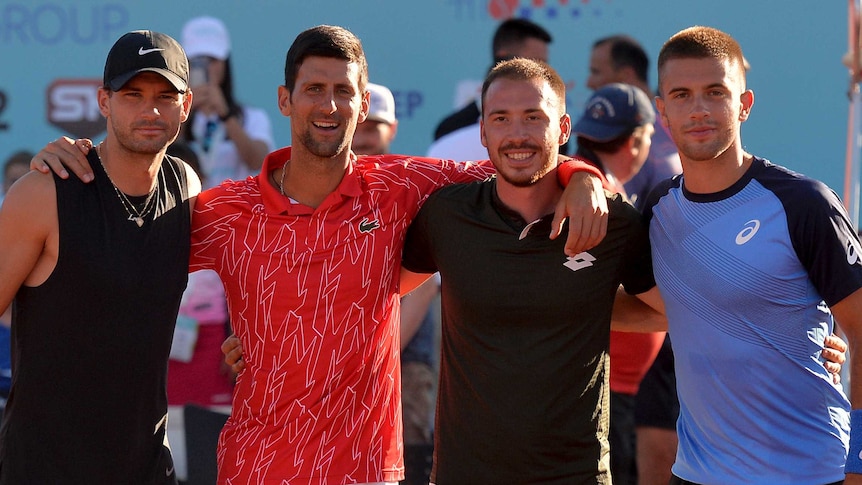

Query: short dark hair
[
  {"left": 491, "top": 18, "right": 552, "bottom": 62},
  {"left": 657, "top": 26, "right": 747, "bottom": 92},
  {"left": 284, "top": 25, "right": 368, "bottom": 93},
  {"left": 593, "top": 35, "right": 649, "bottom": 84},
  {"left": 481, "top": 58, "right": 566, "bottom": 118}
]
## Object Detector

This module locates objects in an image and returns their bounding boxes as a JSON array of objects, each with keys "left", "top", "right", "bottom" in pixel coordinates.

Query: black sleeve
[
  {"left": 640, "top": 174, "right": 680, "bottom": 226},
  {"left": 610, "top": 196, "right": 656, "bottom": 295},
  {"left": 776, "top": 178, "right": 862, "bottom": 306},
  {"left": 402, "top": 195, "right": 439, "bottom": 274}
]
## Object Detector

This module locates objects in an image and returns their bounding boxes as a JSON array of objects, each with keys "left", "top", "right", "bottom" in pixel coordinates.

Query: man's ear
[
  {"left": 180, "top": 90, "right": 193, "bottom": 123},
  {"left": 559, "top": 114, "right": 572, "bottom": 146},
  {"left": 655, "top": 96, "right": 669, "bottom": 127},
  {"left": 358, "top": 88, "right": 370, "bottom": 124},
  {"left": 739, "top": 89, "right": 754, "bottom": 122},
  {"left": 98, "top": 87, "right": 111, "bottom": 118},
  {"left": 277, "top": 85, "right": 291, "bottom": 116}
]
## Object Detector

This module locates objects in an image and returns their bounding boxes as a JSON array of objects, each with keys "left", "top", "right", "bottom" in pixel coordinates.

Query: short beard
[{"left": 299, "top": 131, "right": 350, "bottom": 159}]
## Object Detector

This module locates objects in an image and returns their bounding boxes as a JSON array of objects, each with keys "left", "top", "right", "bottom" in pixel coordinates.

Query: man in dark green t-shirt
[{"left": 400, "top": 58, "right": 665, "bottom": 484}]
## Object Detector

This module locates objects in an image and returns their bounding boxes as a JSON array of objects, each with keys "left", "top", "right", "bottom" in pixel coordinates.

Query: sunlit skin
[
  {"left": 101, "top": 72, "right": 189, "bottom": 156},
  {"left": 656, "top": 56, "right": 753, "bottom": 193},
  {"left": 99, "top": 72, "right": 191, "bottom": 193},
  {"left": 480, "top": 77, "right": 570, "bottom": 221},
  {"left": 278, "top": 57, "right": 369, "bottom": 165},
  {"left": 271, "top": 56, "right": 370, "bottom": 208}
]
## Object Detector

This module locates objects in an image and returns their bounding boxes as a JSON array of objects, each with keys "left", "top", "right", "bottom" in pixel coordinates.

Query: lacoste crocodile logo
[{"left": 359, "top": 218, "right": 380, "bottom": 233}]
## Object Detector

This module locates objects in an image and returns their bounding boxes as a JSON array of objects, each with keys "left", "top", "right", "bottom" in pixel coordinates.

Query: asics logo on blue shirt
[
  {"left": 735, "top": 219, "right": 761, "bottom": 245},
  {"left": 564, "top": 252, "right": 596, "bottom": 272}
]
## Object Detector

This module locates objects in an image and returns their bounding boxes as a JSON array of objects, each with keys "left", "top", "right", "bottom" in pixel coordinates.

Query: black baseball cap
[{"left": 103, "top": 30, "right": 189, "bottom": 93}]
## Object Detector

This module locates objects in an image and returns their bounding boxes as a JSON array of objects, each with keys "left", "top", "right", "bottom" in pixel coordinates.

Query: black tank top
[{"left": 0, "top": 149, "right": 190, "bottom": 484}]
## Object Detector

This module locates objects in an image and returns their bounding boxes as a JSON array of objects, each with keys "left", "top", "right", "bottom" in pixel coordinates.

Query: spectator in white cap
[
  {"left": 179, "top": 15, "right": 274, "bottom": 188},
  {"left": 352, "top": 82, "right": 398, "bottom": 156}
]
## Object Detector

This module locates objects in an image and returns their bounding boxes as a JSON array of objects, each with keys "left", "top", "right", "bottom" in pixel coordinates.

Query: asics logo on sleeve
[
  {"left": 847, "top": 239, "right": 860, "bottom": 265},
  {"left": 564, "top": 252, "right": 596, "bottom": 272},
  {"left": 359, "top": 218, "right": 380, "bottom": 233},
  {"left": 138, "top": 47, "right": 164, "bottom": 55},
  {"left": 735, "top": 219, "right": 761, "bottom": 245}
]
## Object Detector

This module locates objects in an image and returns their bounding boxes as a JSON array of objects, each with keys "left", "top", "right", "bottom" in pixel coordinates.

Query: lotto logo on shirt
[
  {"left": 564, "top": 252, "right": 596, "bottom": 272},
  {"left": 46, "top": 78, "right": 106, "bottom": 139}
]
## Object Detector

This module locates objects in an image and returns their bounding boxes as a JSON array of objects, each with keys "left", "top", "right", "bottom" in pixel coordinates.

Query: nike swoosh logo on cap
[{"left": 138, "top": 47, "right": 164, "bottom": 55}]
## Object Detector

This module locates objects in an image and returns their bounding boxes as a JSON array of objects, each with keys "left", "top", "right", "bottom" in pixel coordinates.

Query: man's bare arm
[
  {"left": 0, "top": 172, "right": 57, "bottom": 314},
  {"left": 552, "top": 158, "right": 609, "bottom": 256},
  {"left": 610, "top": 286, "right": 667, "bottom": 332},
  {"left": 399, "top": 274, "right": 439, "bottom": 350}
]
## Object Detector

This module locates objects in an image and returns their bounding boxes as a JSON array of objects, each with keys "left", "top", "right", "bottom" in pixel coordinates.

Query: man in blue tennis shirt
[{"left": 646, "top": 26, "right": 862, "bottom": 485}]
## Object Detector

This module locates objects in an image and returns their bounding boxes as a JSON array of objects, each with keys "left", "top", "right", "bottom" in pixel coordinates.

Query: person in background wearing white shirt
[{"left": 179, "top": 16, "right": 275, "bottom": 188}]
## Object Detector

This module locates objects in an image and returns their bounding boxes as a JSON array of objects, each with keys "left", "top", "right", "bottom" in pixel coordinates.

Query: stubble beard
[
  {"left": 299, "top": 129, "right": 352, "bottom": 159},
  {"left": 493, "top": 156, "right": 556, "bottom": 188},
  {"left": 113, "top": 122, "right": 176, "bottom": 156}
]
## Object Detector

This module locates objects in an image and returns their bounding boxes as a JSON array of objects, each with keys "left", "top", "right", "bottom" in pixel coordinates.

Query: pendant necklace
[{"left": 96, "top": 144, "right": 158, "bottom": 227}]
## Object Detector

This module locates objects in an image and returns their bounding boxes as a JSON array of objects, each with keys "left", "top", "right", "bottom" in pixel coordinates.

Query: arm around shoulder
[
  {"left": 832, "top": 287, "right": 862, "bottom": 404},
  {"left": 611, "top": 286, "right": 667, "bottom": 332}
]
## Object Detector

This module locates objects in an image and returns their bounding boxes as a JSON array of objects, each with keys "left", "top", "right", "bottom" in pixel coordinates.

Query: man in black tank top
[{"left": 0, "top": 30, "right": 199, "bottom": 484}]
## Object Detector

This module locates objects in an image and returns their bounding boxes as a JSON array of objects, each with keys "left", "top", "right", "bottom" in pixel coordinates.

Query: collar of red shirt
[{"left": 260, "top": 146, "right": 366, "bottom": 216}]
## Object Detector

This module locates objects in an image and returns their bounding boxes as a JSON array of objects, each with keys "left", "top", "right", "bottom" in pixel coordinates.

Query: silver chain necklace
[
  {"left": 96, "top": 145, "right": 159, "bottom": 227},
  {"left": 278, "top": 160, "right": 290, "bottom": 196}
]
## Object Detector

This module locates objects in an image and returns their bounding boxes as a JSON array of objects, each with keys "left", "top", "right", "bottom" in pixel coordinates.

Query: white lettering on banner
[
  {"left": 46, "top": 79, "right": 105, "bottom": 139},
  {"left": 0, "top": 3, "right": 128, "bottom": 45},
  {"left": 49, "top": 83, "right": 100, "bottom": 122}
]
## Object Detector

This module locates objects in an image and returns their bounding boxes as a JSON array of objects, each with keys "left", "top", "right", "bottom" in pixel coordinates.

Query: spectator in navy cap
[
  {"left": 573, "top": 82, "right": 656, "bottom": 192},
  {"left": 572, "top": 82, "right": 662, "bottom": 485}
]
